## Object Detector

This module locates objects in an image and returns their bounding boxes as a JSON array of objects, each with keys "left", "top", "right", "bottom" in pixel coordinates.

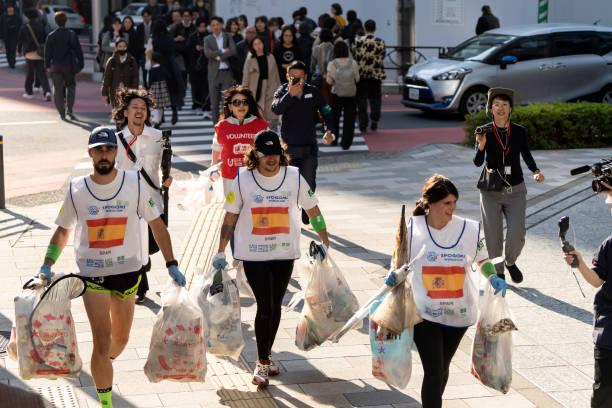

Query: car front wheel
[
  {"left": 600, "top": 86, "right": 612, "bottom": 104},
  {"left": 460, "top": 86, "right": 488, "bottom": 116}
]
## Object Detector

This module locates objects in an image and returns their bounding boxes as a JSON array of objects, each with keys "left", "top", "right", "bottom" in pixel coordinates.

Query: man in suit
[
  {"left": 204, "top": 15, "right": 236, "bottom": 125},
  {"left": 135, "top": 7, "right": 153, "bottom": 86}
]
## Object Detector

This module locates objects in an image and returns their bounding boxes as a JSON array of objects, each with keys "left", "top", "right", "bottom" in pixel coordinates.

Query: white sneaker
[
  {"left": 45, "top": 92, "right": 51, "bottom": 101},
  {"left": 203, "top": 110, "right": 212, "bottom": 119},
  {"left": 252, "top": 362, "right": 269, "bottom": 387},
  {"left": 33, "top": 87, "right": 39, "bottom": 94},
  {"left": 22, "top": 93, "right": 33, "bottom": 99}
]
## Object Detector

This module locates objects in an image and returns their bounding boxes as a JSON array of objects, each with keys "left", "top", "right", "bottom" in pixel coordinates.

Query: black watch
[{"left": 166, "top": 260, "right": 178, "bottom": 268}]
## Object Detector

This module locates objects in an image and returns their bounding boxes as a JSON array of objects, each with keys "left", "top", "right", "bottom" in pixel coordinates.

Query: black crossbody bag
[{"left": 117, "top": 131, "right": 167, "bottom": 254}]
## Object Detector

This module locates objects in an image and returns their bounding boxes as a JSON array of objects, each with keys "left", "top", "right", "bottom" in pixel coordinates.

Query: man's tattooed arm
[{"left": 218, "top": 212, "right": 239, "bottom": 253}]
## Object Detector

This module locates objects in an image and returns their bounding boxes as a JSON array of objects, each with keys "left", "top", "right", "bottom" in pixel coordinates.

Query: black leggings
[
  {"left": 413, "top": 320, "right": 468, "bottom": 408},
  {"left": 243, "top": 260, "right": 294, "bottom": 361}
]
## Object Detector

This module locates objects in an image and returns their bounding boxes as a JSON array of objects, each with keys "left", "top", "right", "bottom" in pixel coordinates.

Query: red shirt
[{"left": 214, "top": 117, "right": 269, "bottom": 179}]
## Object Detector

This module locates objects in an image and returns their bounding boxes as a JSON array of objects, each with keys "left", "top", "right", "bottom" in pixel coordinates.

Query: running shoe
[
  {"left": 45, "top": 92, "right": 51, "bottom": 101},
  {"left": 267, "top": 356, "right": 279, "bottom": 376},
  {"left": 252, "top": 362, "right": 269, "bottom": 387},
  {"left": 22, "top": 93, "right": 33, "bottom": 99},
  {"left": 506, "top": 263, "right": 523, "bottom": 284}
]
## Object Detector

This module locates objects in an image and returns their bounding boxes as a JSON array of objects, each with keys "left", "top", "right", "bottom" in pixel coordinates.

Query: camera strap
[
  {"left": 117, "top": 131, "right": 162, "bottom": 193},
  {"left": 492, "top": 121, "right": 510, "bottom": 157}
]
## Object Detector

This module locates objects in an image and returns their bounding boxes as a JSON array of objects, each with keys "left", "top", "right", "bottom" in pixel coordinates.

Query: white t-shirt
[{"left": 115, "top": 125, "right": 164, "bottom": 193}]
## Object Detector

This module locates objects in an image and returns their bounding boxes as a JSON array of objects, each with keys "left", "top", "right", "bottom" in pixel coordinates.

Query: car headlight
[{"left": 432, "top": 68, "right": 472, "bottom": 81}]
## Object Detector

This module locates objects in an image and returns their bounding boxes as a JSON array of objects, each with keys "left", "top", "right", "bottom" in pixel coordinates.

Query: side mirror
[{"left": 500, "top": 55, "right": 518, "bottom": 70}]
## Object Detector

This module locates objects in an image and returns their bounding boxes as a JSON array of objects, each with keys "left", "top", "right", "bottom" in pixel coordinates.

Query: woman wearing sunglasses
[{"left": 211, "top": 86, "right": 269, "bottom": 195}]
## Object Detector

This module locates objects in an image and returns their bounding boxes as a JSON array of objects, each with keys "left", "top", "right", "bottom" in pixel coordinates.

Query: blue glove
[
  {"left": 490, "top": 276, "right": 508, "bottom": 297},
  {"left": 168, "top": 266, "right": 186, "bottom": 287},
  {"left": 384, "top": 270, "right": 398, "bottom": 287},
  {"left": 316, "top": 244, "right": 328, "bottom": 262},
  {"left": 38, "top": 265, "right": 52, "bottom": 286},
  {"left": 212, "top": 253, "right": 228, "bottom": 270}
]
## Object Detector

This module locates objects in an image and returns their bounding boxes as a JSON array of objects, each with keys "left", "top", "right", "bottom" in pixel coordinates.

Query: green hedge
[{"left": 464, "top": 102, "right": 612, "bottom": 149}]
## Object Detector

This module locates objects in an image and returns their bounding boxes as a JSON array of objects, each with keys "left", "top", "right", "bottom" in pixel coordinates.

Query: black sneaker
[
  {"left": 497, "top": 273, "right": 506, "bottom": 281},
  {"left": 506, "top": 263, "right": 523, "bottom": 284},
  {"left": 67, "top": 112, "right": 76, "bottom": 120},
  {"left": 135, "top": 293, "right": 146, "bottom": 304}
]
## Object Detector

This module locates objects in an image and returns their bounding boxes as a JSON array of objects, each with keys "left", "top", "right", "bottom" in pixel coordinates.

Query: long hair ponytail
[{"left": 412, "top": 174, "right": 459, "bottom": 216}]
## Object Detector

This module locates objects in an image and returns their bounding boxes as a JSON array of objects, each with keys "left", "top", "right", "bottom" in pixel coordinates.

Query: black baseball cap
[
  {"left": 88, "top": 127, "right": 118, "bottom": 149},
  {"left": 253, "top": 130, "right": 282, "bottom": 157}
]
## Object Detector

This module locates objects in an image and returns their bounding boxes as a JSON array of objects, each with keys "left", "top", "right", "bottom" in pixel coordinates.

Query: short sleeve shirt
[{"left": 592, "top": 236, "right": 612, "bottom": 348}]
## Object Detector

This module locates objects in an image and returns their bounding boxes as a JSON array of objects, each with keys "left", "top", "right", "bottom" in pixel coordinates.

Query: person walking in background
[
  {"left": 17, "top": 8, "right": 51, "bottom": 101},
  {"left": 271, "top": 60, "right": 334, "bottom": 224},
  {"left": 187, "top": 17, "right": 210, "bottom": 114},
  {"left": 331, "top": 3, "right": 346, "bottom": 27},
  {"left": 235, "top": 26, "right": 256, "bottom": 83},
  {"left": 242, "top": 35, "right": 280, "bottom": 129},
  {"left": 96, "top": 15, "right": 112, "bottom": 72},
  {"left": 135, "top": 7, "right": 153, "bottom": 86},
  {"left": 101, "top": 17, "right": 128, "bottom": 72},
  {"left": 326, "top": 41, "right": 359, "bottom": 150},
  {"left": 237, "top": 14, "right": 248, "bottom": 37},
  {"left": 101, "top": 39, "right": 139, "bottom": 110},
  {"left": 121, "top": 17, "right": 139, "bottom": 69},
  {"left": 474, "top": 87, "right": 544, "bottom": 283},
  {"left": 204, "top": 15, "right": 236, "bottom": 125},
  {"left": 211, "top": 86, "right": 268, "bottom": 195},
  {"left": 274, "top": 25, "right": 300, "bottom": 84},
  {"left": 0, "top": 2, "right": 21, "bottom": 69},
  {"left": 341, "top": 10, "right": 363, "bottom": 45},
  {"left": 297, "top": 7, "right": 316, "bottom": 35},
  {"left": 311, "top": 28, "right": 334, "bottom": 104},
  {"left": 147, "top": 52, "right": 172, "bottom": 127},
  {"left": 168, "top": 8, "right": 194, "bottom": 101},
  {"left": 352, "top": 19, "right": 386, "bottom": 132},
  {"left": 152, "top": 19, "right": 184, "bottom": 124},
  {"left": 297, "top": 23, "right": 314, "bottom": 75},
  {"left": 194, "top": 0, "right": 210, "bottom": 25},
  {"left": 254, "top": 16, "right": 275, "bottom": 55},
  {"left": 476, "top": 5, "right": 500, "bottom": 35},
  {"left": 226, "top": 17, "right": 243, "bottom": 45},
  {"left": 44, "top": 10, "right": 83, "bottom": 121}
]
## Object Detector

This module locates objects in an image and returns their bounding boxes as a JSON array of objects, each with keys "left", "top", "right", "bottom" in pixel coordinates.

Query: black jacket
[
  {"left": 187, "top": 29, "right": 208, "bottom": 73},
  {"left": 476, "top": 12, "right": 500, "bottom": 35},
  {"left": 17, "top": 20, "right": 46, "bottom": 55},
  {"left": 271, "top": 82, "right": 333, "bottom": 145},
  {"left": 473, "top": 122, "right": 539, "bottom": 186},
  {"left": 0, "top": 13, "right": 22, "bottom": 42},
  {"left": 45, "top": 27, "right": 83, "bottom": 70}
]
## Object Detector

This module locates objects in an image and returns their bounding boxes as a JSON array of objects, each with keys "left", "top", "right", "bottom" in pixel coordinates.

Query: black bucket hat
[{"left": 486, "top": 87, "right": 514, "bottom": 119}]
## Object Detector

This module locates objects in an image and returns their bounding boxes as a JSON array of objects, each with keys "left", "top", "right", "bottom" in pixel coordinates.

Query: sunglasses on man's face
[{"left": 231, "top": 99, "right": 249, "bottom": 107}]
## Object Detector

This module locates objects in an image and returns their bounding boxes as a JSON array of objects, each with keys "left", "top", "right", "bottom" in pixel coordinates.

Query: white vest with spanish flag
[
  {"left": 409, "top": 215, "right": 481, "bottom": 327},
  {"left": 70, "top": 170, "right": 145, "bottom": 277},
  {"left": 233, "top": 166, "right": 302, "bottom": 261}
]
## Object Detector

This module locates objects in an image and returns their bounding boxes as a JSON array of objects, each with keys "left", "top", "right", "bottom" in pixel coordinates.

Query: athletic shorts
[{"left": 83, "top": 270, "right": 142, "bottom": 300}]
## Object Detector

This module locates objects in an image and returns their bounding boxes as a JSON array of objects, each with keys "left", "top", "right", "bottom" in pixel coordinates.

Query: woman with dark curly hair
[
  {"left": 211, "top": 86, "right": 268, "bottom": 195},
  {"left": 112, "top": 88, "right": 173, "bottom": 304}
]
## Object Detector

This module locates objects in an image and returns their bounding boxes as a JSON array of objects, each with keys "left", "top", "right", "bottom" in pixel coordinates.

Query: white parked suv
[{"left": 402, "top": 24, "right": 612, "bottom": 115}]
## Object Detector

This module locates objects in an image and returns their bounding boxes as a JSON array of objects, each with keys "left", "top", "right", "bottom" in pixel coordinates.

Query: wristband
[
  {"left": 310, "top": 214, "right": 327, "bottom": 232},
  {"left": 166, "top": 260, "right": 178, "bottom": 268},
  {"left": 480, "top": 261, "right": 497, "bottom": 278},
  {"left": 45, "top": 244, "right": 62, "bottom": 263}
]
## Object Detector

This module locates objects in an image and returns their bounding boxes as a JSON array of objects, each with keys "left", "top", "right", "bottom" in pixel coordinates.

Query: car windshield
[
  {"left": 120, "top": 4, "right": 144, "bottom": 14},
  {"left": 443, "top": 34, "right": 516, "bottom": 61}
]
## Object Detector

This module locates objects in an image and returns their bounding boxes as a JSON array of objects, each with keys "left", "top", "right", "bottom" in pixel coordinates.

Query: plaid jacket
[{"left": 352, "top": 34, "right": 386, "bottom": 81}]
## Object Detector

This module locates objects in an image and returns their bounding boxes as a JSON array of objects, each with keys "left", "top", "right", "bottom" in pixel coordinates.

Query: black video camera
[
  {"left": 570, "top": 158, "right": 612, "bottom": 192},
  {"left": 474, "top": 124, "right": 493, "bottom": 135}
]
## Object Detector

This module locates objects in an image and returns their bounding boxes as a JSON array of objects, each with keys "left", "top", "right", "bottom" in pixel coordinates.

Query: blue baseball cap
[{"left": 88, "top": 127, "right": 118, "bottom": 149}]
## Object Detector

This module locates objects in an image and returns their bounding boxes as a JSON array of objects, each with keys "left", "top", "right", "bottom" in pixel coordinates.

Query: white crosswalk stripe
[
  {"left": 75, "top": 94, "right": 369, "bottom": 171},
  {"left": 0, "top": 53, "right": 26, "bottom": 69}
]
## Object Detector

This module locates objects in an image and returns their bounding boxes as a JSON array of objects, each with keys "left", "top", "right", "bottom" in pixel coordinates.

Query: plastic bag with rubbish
[
  {"left": 471, "top": 277, "right": 517, "bottom": 394},
  {"left": 370, "top": 270, "right": 422, "bottom": 335},
  {"left": 172, "top": 165, "right": 224, "bottom": 212},
  {"left": 234, "top": 262, "right": 255, "bottom": 299},
  {"left": 195, "top": 265, "right": 245, "bottom": 360},
  {"left": 291, "top": 244, "right": 359, "bottom": 351},
  {"left": 144, "top": 281, "right": 207, "bottom": 382},
  {"left": 370, "top": 295, "right": 413, "bottom": 389}
]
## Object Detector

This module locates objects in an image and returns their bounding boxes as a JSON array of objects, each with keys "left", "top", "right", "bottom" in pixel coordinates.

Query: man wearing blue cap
[{"left": 36, "top": 126, "right": 185, "bottom": 408}]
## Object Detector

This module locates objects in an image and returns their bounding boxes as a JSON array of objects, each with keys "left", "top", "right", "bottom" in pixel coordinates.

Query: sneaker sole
[{"left": 252, "top": 378, "right": 269, "bottom": 387}]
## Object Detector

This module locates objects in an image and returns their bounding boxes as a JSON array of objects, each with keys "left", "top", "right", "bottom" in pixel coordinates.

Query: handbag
[
  {"left": 26, "top": 23, "right": 44, "bottom": 58},
  {"left": 477, "top": 165, "right": 510, "bottom": 191}
]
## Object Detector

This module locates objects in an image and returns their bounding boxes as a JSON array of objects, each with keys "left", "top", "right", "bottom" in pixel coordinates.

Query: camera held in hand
[
  {"left": 474, "top": 124, "right": 493, "bottom": 135},
  {"left": 570, "top": 158, "right": 612, "bottom": 192}
]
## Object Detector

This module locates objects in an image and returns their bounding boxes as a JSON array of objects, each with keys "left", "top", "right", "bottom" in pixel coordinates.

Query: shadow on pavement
[
  {"left": 509, "top": 285, "right": 593, "bottom": 325},
  {"left": 0, "top": 208, "right": 51, "bottom": 240}
]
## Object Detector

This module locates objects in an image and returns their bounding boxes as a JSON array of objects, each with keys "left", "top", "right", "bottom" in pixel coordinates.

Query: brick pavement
[{"left": 2, "top": 143, "right": 612, "bottom": 407}]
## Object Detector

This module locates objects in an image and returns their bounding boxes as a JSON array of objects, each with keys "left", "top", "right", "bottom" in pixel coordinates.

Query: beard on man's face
[{"left": 94, "top": 159, "right": 115, "bottom": 175}]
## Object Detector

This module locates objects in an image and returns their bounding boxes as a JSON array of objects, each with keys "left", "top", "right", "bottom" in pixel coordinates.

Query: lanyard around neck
[{"left": 492, "top": 121, "right": 510, "bottom": 157}]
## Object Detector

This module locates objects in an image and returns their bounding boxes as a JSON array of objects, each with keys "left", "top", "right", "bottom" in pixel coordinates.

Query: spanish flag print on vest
[
  {"left": 251, "top": 207, "right": 290, "bottom": 235},
  {"left": 86, "top": 217, "right": 128, "bottom": 248},
  {"left": 422, "top": 266, "right": 466, "bottom": 299}
]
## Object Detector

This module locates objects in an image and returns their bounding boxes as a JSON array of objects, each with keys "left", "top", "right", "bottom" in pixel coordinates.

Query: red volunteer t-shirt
[{"left": 215, "top": 117, "right": 269, "bottom": 179}]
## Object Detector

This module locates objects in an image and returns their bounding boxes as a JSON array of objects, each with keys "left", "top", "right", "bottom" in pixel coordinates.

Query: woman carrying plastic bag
[
  {"left": 194, "top": 264, "right": 245, "bottom": 361},
  {"left": 145, "top": 281, "right": 206, "bottom": 382}
]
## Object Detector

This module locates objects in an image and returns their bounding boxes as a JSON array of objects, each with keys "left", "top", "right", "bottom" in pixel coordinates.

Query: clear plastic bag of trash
[
  {"left": 471, "top": 276, "right": 517, "bottom": 394},
  {"left": 370, "top": 294, "right": 413, "bottom": 389},
  {"left": 234, "top": 262, "right": 254, "bottom": 299},
  {"left": 172, "top": 165, "right": 224, "bottom": 212},
  {"left": 194, "top": 266, "right": 245, "bottom": 360},
  {"left": 144, "top": 280, "right": 207, "bottom": 383},
  {"left": 290, "top": 250, "right": 359, "bottom": 351}
]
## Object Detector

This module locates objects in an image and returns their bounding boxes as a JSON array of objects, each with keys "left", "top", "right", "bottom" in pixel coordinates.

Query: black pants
[
  {"left": 285, "top": 144, "right": 318, "bottom": 223},
  {"left": 51, "top": 71, "right": 76, "bottom": 116},
  {"left": 331, "top": 94, "right": 357, "bottom": 149},
  {"left": 190, "top": 68, "right": 209, "bottom": 110},
  {"left": 243, "top": 260, "right": 294, "bottom": 361},
  {"left": 593, "top": 346, "right": 612, "bottom": 407},
  {"left": 413, "top": 320, "right": 468, "bottom": 408},
  {"left": 5, "top": 38, "right": 17, "bottom": 68},
  {"left": 356, "top": 78, "right": 381, "bottom": 129},
  {"left": 25, "top": 59, "right": 50, "bottom": 95}
]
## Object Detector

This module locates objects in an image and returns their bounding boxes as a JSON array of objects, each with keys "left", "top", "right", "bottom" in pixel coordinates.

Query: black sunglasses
[{"left": 231, "top": 99, "right": 249, "bottom": 107}]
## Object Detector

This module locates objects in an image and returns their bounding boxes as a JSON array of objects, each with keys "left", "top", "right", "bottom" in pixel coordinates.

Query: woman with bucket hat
[{"left": 473, "top": 87, "right": 545, "bottom": 283}]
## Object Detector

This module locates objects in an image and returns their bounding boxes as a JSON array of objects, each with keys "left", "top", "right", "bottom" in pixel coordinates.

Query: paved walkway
[{"left": 1, "top": 143, "right": 611, "bottom": 407}]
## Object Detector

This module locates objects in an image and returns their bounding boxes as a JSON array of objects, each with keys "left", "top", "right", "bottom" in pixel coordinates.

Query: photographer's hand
[
  {"left": 564, "top": 250, "right": 604, "bottom": 288},
  {"left": 475, "top": 132, "right": 486, "bottom": 151}
]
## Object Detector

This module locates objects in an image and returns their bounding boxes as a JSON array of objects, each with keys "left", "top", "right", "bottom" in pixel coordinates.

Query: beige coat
[{"left": 241, "top": 53, "right": 280, "bottom": 124}]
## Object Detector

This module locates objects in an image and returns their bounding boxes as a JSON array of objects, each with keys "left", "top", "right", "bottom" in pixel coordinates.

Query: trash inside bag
[
  {"left": 172, "top": 166, "right": 224, "bottom": 212},
  {"left": 471, "top": 277, "right": 517, "bottom": 394},
  {"left": 370, "top": 294, "right": 412, "bottom": 389},
  {"left": 145, "top": 281, "right": 207, "bottom": 382},
  {"left": 292, "top": 249, "right": 359, "bottom": 351},
  {"left": 13, "top": 275, "right": 85, "bottom": 380},
  {"left": 195, "top": 266, "right": 245, "bottom": 360}
]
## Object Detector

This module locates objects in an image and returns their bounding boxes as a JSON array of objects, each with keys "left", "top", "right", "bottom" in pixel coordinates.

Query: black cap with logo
[
  {"left": 88, "top": 127, "right": 118, "bottom": 149},
  {"left": 253, "top": 130, "right": 282, "bottom": 157}
]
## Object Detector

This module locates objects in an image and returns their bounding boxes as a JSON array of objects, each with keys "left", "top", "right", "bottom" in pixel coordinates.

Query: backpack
[{"left": 332, "top": 59, "right": 357, "bottom": 97}]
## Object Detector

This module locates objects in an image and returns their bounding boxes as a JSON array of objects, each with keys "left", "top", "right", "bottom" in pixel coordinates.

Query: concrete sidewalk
[{"left": 1, "top": 143, "right": 611, "bottom": 407}]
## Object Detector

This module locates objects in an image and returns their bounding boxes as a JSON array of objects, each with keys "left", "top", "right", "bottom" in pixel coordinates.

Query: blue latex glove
[
  {"left": 38, "top": 265, "right": 52, "bottom": 286},
  {"left": 490, "top": 276, "right": 508, "bottom": 297},
  {"left": 212, "top": 252, "right": 228, "bottom": 270},
  {"left": 316, "top": 244, "right": 328, "bottom": 262},
  {"left": 384, "top": 270, "right": 398, "bottom": 287},
  {"left": 168, "top": 266, "right": 186, "bottom": 287}
]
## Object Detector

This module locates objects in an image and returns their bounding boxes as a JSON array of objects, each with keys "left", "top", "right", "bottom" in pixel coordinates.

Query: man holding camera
[{"left": 564, "top": 183, "right": 612, "bottom": 407}]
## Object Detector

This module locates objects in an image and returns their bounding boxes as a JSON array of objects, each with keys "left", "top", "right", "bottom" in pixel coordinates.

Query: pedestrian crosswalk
[
  {"left": 74, "top": 94, "right": 369, "bottom": 171},
  {"left": 0, "top": 53, "right": 25, "bottom": 69}
]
